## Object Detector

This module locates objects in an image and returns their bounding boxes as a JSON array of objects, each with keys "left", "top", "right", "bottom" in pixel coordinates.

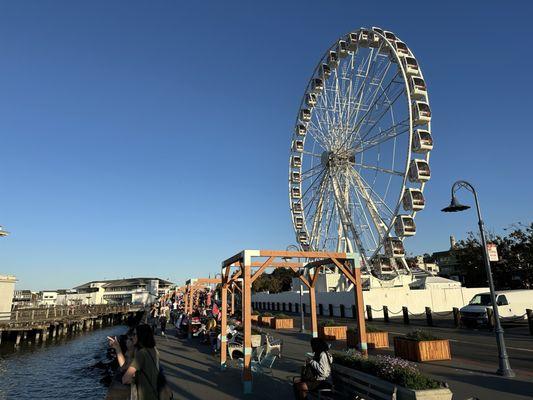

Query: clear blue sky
[{"left": 0, "top": 1, "right": 531, "bottom": 290}]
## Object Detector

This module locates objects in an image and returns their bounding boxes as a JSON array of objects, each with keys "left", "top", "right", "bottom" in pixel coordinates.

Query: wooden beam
[
  {"left": 298, "top": 274, "right": 311, "bottom": 289},
  {"left": 250, "top": 256, "right": 274, "bottom": 283},
  {"left": 259, "top": 250, "right": 347, "bottom": 259},
  {"left": 330, "top": 258, "right": 357, "bottom": 286}
]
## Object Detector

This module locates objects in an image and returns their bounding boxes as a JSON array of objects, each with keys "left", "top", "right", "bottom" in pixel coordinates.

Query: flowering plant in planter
[{"left": 333, "top": 350, "right": 442, "bottom": 390}]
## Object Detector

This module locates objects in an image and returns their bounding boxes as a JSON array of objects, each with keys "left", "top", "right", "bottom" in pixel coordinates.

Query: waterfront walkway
[{"left": 155, "top": 323, "right": 533, "bottom": 400}]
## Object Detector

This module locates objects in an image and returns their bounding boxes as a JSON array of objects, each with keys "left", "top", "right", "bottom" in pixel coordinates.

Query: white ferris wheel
[{"left": 289, "top": 27, "right": 433, "bottom": 278}]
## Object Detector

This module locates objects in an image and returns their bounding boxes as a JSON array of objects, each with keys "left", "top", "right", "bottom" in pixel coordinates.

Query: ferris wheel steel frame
[{"left": 289, "top": 27, "right": 433, "bottom": 275}]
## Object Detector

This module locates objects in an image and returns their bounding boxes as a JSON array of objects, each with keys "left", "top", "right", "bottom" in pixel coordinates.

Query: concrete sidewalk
[{"left": 155, "top": 326, "right": 533, "bottom": 400}]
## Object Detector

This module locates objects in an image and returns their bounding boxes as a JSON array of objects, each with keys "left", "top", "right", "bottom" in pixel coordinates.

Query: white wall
[
  {"left": 0, "top": 275, "right": 16, "bottom": 320},
  {"left": 252, "top": 286, "right": 488, "bottom": 318}
]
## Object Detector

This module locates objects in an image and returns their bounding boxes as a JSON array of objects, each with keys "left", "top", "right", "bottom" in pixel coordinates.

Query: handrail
[{"left": 2, "top": 304, "right": 140, "bottom": 324}]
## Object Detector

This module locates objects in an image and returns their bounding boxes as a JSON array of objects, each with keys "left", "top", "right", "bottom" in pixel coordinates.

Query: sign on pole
[{"left": 487, "top": 243, "right": 499, "bottom": 262}]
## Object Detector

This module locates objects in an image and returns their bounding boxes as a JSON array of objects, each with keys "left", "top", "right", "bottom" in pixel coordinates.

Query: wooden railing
[{"left": 1, "top": 304, "right": 141, "bottom": 325}]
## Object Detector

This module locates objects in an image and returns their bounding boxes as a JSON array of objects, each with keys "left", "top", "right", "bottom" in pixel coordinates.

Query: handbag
[{"left": 301, "top": 364, "right": 316, "bottom": 381}]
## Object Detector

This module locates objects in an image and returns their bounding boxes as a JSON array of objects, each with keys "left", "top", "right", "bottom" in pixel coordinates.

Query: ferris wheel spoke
[
  {"left": 307, "top": 122, "right": 331, "bottom": 150},
  {"left": 355, "top": 163, "right": 404, "bottom": 176},
  {"left": 351, "top": 169, "right": 395, "bottom": 217},
  {"left": 349, "top": 181, "right": 379, "bottom": 250},
  {"left": 301, "top": 169, "right": 326, "bottom": 202},
  {"left": 354, "top": 118, "right": 410, "bottom": 152},
  {"left": 329, "top": 171, "right": 369, "bottom": 261},
  {"left": 343, "top": 69, "right": 402, "bottom": 150},
  {"left": 354, "top": 84, "right": 406, "bottom": 146},
  {"left": 348, "top": 169, "right": 389, "bottom": 237},
  {"left": 302, "top": 150, "right": 323, "bottom": 158}
]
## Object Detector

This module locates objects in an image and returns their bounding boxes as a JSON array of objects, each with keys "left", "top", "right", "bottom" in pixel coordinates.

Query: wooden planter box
[
  {"left": 319, "top": 325, "right": 347, "bottom": 341},
  {"left": 251, "top": 315, "right": 259, "bottom": 324},
  {"left": 272, "top": 318, "right": 293, "bottom": 329},
  {"left": 394, "top": 337, "right": 451, "bottom": 362},
  {"left": 333, "top": 364, "right": 452, "bottom": 400},
  {"left": 259, "top": 316, "right": 274, "bottom": 327},
  {"left": 347, "top": 330, "right": 389, "bottom": 349}
]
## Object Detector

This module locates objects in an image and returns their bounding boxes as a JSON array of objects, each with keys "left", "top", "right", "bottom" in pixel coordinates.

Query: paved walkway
[{"left": 155, "top": 324, "right": 533, "bottom": 400}]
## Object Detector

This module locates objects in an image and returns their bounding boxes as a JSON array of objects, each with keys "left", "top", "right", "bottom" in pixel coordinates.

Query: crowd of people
[{"left": 101, "top": 286, "right": 332, "bottom": 400}]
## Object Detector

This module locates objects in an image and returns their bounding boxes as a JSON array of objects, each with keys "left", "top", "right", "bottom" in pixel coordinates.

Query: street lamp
[
  {"left": 442, "top": 180, "right": 515, "bottom": 377},
  {"left": 285, "top": 244, "right": 306, "bottom": 333}
]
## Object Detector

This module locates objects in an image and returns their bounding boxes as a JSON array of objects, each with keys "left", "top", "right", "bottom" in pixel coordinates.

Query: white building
[
  {"left": 0, "top": 275, "right": 16, "bottom": 321},
  {"left": 39, "top": 290, "right": 58, "bottom": 306}
]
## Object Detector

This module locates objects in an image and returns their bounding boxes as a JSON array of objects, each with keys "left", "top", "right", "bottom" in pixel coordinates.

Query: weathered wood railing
[{"left": 0, "top": 304, "right": 141, "bottom": 326}]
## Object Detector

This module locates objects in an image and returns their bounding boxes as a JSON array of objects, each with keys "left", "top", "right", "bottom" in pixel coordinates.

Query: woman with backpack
[{"left": 122, "top": 324, "right": 161, "bottom": 400}]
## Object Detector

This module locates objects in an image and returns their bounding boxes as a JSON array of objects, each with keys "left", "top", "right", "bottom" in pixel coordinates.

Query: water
[{"left": 0, "top": 325, "right": 127, "bottom": 400}]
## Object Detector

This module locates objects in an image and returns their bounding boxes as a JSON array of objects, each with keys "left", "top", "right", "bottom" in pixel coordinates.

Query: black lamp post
[{"left": 442, "top": 180, "right": 515, "bottom": 377}]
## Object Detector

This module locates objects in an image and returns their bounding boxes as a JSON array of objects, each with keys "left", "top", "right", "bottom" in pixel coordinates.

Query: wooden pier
[{"left": 0, "top": 304, "right": 143, "bottom": 345}]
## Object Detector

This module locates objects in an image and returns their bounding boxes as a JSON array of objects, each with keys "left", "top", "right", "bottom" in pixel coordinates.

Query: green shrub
[
  {"left": 404, "top": 330, "right": 441, "bottom": 341},
  {"left": 252, "top": 310, "right": 259, "bottom": 315},
  {"left": 262, "top": 312, "right": 273, "bottom": 317},
  {"left": 275, "top": 313, "right": 290, "bottom": 319},
  {"left": 319, "top": 319, "right": 342, "bottom": 327},
  {"left": 332, "top": 350, "right": 442, "bottom": 390},
  {"left": 347, "top": 325, "right": 383, "bottom": 334}
]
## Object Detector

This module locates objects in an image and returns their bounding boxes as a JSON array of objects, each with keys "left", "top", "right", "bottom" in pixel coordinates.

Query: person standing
[
  {"left": 159, "top": 304, "right": 170, "bottom": 336},
  {"left": 122, "top": 324, "right": 160, "bottom": 400}
]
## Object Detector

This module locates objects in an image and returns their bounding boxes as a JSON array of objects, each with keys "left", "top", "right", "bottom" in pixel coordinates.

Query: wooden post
[
  {"left": 230, "top": 289, "right": 235, "bottom": 316},
  {"left": 220, "top": 282, "right": 228, "bottom": 369},
  {"left": 526, "top": 309, "right": 533, "bottom": 335},
  {"left": 366, "top": 305, "right": 373, "bottom": 321},
  {"left": 353, "top": 266, "right": 367, "bottom": 356},
  {"left": 383, "top": 306, "right": 390, "bottom": 322},
  {"left": 309, "top": 286, "right": 318, "bottom": 338},
  {"left": 402, "top": 306, "right": 409, "bottom": 325},
  {"left": 242, "top": 256, "right": 253, "bottom": 394},
  {"left": 425, "top": 307, "right": 433, "bottom": 326},
  {"left": 15, "top": 332, "right": 21, "bottom": 346},
  {"left": 453, "top": 307, "right": 460, "bottom": 327},
  {"left": 328, "top": 304, "right": 334, "bottom": 317},
  {"left": 35, "top": 331, "right": 41, "bottom": 343}
]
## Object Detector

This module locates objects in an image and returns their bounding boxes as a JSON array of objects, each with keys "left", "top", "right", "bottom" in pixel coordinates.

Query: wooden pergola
[
  {"left": 184, "top": 278, "right": 221, "bottom": 314},
  {"left": 219, "top": 249, "right": 368, "bottom": 394}
]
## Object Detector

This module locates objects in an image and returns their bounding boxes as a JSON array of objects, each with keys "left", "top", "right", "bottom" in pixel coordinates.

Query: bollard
[
  {"left": 340, "top": 304, "right": 346, "bottom": 318},
  {"left": 526, "top": 309, "right": 533, "bottom": 335},
  {"left": 366, "top": 305, "right": 373, "bottom": 321},
  {"left": 302, "top": 304, "right": 306, "bottom": 315},
  {"left": 329, "top": 304, "right": 334, "bottom": 317},
  {"left": 425, "top": 307, "right": 433, "bottom": 326},
  {"left": 351, "top": 305, "right": 357, "bottom": 320},
  {"left": 318, "top": 304, "right": 323, "bottom": 316},
  {"left": 295, "top": 303, "right": 299, "bottom": 313},
  {"left": 383, "top": 306, "right": 389, "bottom": 323},
  {"left": 402, "top": 306, "right": 410, "bottom": 325},
  {"left": 453, "top": 307, "right": 460, "bottom": 328},
  {"left": 486, "top": 307, "right": 494, "bottom": 330}
]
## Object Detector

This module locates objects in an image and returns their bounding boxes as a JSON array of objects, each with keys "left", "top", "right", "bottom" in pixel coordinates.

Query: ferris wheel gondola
[{"left": 288, "top": 27, "right": 432, "bottom": 278}]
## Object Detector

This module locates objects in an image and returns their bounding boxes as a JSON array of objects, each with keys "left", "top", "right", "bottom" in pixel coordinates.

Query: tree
[
  {"left": 453, "top": 223, "right": 533, "bottom": 289},
  {"left": 252, "top": 268, "right": 299, "bottom": 293}
]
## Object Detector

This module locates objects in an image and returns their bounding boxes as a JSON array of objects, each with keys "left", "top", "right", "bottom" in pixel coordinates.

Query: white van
[{"left": 460, "top": 290, "right": 533, "bottom": 327}]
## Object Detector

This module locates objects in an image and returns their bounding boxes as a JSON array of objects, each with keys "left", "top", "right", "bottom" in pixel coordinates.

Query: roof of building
[{"left": 74, "top": 277, "right": 174, "bottom": 290}]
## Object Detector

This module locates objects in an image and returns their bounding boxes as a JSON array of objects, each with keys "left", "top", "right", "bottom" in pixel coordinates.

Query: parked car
[{"left": 460, "top": 290, "right": 533, "bottom": 327}]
